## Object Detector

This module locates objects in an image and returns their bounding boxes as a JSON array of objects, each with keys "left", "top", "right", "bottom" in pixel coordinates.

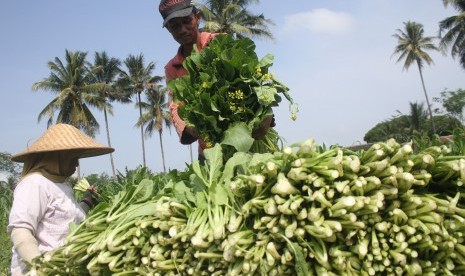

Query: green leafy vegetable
[{"left": 168, "top": 34, "right": 298, "bottom": 158}]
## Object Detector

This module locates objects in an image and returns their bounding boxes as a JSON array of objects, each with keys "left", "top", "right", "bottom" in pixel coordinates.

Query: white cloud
[{"left": 281, "top": 8, "right": 356, "bottom": 35}]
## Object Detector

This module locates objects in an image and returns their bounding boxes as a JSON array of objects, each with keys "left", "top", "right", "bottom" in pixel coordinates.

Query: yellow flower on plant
[
  {"left": 235, "top": 89, "right": 244, "bottom": 100},
  {"left": 229, "top": 103, "right": 237, "bottom": 111},
  {"left": 202, "top": 82, "right": 208, "bottom": 89},
  {"left": 261, "top": 73, "right": 271, "bottom": 81}
]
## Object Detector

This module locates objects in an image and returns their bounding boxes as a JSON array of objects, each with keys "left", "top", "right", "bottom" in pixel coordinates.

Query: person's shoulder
[
  {"left": 165, "top": 56, "right": 177, "bottom": 69},
  {"left": 20, "top": 173, "right": 47, "bottom": 182},
  {"left": 16, "top": 174, "right": 52, "bottom": 189}
]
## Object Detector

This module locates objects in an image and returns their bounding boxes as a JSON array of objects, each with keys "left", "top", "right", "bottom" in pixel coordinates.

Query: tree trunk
[
  {"left": 137, "top": 92, "right": 147, "bottom": 167},
  {"left": 189, "top": 144, "right": 193, "bottom": 163},
  {"left": 104, "top": 107, "right": 116, "bottom": 178},
  {"left": 417, "top": 62, "right": 437, "bottom": 134},
  {"left": 77, "top": 161, "right": 81, "bottom": 179},
  {"left": 159, "top": 131, "right": 166, "bottom": 174}
]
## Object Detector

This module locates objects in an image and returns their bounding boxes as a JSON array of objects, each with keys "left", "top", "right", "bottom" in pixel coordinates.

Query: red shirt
[{"left": 165, "top": 32, "right": 217, "bottom": 155}]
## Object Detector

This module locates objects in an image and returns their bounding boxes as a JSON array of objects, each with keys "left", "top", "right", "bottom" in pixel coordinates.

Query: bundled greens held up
[{"left": 168, "top": 34, "right": 298, "bottom": 158}]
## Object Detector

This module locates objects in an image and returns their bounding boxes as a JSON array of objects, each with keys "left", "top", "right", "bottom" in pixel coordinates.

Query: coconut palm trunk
[
  {"left": 77, "top": 162, "right": 81, "bottom": 179},
  {"left": 416, "top": 62, "right": 436, "bottom": 134},
  {"left": 158, "top": 131, "right": 167, "bottom": 173},
  {"left": 189, "top": 144, "right": 194, "bottom": 163},
  {"left": 137, "top": 91, "right": 147, "bottom": 167},
  {"left": 103, "top": 107, "right": 116, "bottom": 178}
]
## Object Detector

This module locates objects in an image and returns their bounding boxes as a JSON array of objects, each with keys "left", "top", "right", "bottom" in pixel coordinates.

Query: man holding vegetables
[
  {"left": 7, "top": 124, "right": 113, "bottom": 275},
  {"left": 158, "top": 0, "right": 274, "bottom": 162}
]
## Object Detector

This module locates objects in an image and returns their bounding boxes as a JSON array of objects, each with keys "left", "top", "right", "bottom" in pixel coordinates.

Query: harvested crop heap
[
  {"left": 31, "top": 138, "right": 465, "bottom": 275},
  {"left": 29, "top": 35, "right": 465, "bottom": 275}
]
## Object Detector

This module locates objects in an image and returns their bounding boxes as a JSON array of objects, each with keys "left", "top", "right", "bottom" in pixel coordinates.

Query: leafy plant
[
  {"left": 0, "top": 186, "right": 13, "bottom": 274},
  {"left": 168, "top": 34, "right": 298, "bottom": 159}
]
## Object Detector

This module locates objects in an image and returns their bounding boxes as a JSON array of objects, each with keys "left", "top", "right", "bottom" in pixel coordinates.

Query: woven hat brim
[
  {"left": 11, "top": 148, "right": 114, "bottom": 162},
  {"left": 12, "top": 124, "right": 114, "bottom": 163}
]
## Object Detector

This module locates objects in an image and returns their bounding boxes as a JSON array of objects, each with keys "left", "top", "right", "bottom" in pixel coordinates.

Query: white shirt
[{"left": 8, "top": 173, "right": 86, "bottom": 275}]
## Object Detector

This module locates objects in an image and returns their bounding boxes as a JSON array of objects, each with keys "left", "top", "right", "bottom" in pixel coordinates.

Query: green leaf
[
  {"left": 291, "top": 242, "right": 311, "bottom": 276},
  {"left": 204, "top": 144, "right": 224, "bottom": 187},
  {"left": 192, "top": 161, "right": 208, "bottom": 187},
  {"left": 220, "top": 152, "right": 252, "bottom": 185},
  {"left": 133, "top": 179, "right": 154, "bottom": 203},
  {"left": 222, "top": 122, "right": 254, "bottom": 152},
  {"left": 249, "top": 152, "right": 275, "bottom": 169},
  {"left": 221, "top": 61, "right": 236, "bottom": 81},
  {"left": 259, "top": 54, "right": 274, "bottom": 68},
  {"left": 173, "top": 181, "right": 196, "bottom": 204},
  {"left": 195, "top": 192, "right": 207, "bottom": 209},
  {"left": 211, "top": 183, "right": 228, "bottom": 206},
  {"left": 254, "top": 86, "right": 277, "bottom": 106}
]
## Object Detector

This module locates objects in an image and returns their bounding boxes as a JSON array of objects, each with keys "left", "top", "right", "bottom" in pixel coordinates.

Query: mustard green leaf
[{"left": 222, "top": 122, "right": 254, "bottom": 152}]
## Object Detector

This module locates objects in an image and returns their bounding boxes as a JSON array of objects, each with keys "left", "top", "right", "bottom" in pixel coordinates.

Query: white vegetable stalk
[
  {"left": 74, "top": 178, "right": 90, "bottom": 192},
  {"left": 271, "top": 173, "right": 299, "bottom": 197}
]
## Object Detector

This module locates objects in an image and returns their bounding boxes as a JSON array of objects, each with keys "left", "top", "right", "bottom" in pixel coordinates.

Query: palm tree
[
  {"left": 136, "top": 83, "right": 172, "bottom": 173},
  {"left": 392, "top": 21, "right": 439, "bottom": 133},
  {"left": 439, "top": 0, "right": 465, "bottom": 70},
  {"left": 117, "top": 54, "right": 156, "bottom": 167},
  {"left": 407, "top": 102, "right": 428, "bottom": 135},
  {"left": 197, "top": 0, "right": 274, "bottom": 40},
  {"left": 32, "top": 49, "right": 100, "bottom": 137},
  {"left": 89, "top": 51, "right": 130, "bottom": 178}
]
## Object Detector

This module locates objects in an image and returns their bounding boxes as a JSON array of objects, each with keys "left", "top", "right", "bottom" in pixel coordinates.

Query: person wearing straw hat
[{"left": 7, "top": 123, "right": 114, "bottom": 275}]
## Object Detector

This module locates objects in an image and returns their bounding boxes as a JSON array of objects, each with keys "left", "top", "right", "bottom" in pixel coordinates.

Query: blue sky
[{"left": 1, "top": 0, "right": 464, "bottom": 176}]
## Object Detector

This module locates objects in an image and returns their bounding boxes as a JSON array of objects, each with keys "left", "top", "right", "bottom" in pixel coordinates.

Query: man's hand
[{"left": 252, "top": 115, "right": 276, "bottom": 140}]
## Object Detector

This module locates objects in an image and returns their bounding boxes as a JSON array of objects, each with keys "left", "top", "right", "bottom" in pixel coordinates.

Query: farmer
[
  {"left": 7, "top": 123, "right": 114, "bottom": 275},
  {"left": 159, "top": 0, "right": 274, "bottom": 162}
]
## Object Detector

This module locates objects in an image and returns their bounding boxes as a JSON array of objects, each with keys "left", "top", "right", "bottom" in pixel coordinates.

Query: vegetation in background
[
  {"left": 364, "top": 101, "right": 463, "bottom": 144},
  {"left": 392, "top": 21, "right": 439, "bottom": 133},
  {"left": 0, "top": 152, "right": 21, "bottom": 275},
  {"left": 364, "top": 87, "right": 465, "bottom": 144},
  {"left": 197, "top": 0, "right": 274, "bottom": 40},
  {"left": 439, "top": 0, "right": 465, "bottom": 70},
  {"left": 88, "top": 51, "right": 131, "bottom": 178},
  {"left": 32, "top": 50, "right": 101, "bottom": 137},
  {"left": 434, "top": 88, "right": 465, "bottom": 123},
  {"left": 117, "top": 54, "right": 162, "bottom": 168},
  {"left": 136, "top": 85, "right": 172, "bottom": 174}
]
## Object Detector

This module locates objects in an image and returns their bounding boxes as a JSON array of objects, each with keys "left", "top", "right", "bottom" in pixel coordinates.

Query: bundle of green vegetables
[
  {"left": 30, "top": 136, "right": 465, "bottom": 275},
  {"left": 168, "top": 34, "right": 298, "bottom": 158}
]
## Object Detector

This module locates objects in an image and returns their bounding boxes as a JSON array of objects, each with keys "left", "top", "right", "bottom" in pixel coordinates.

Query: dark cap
[{"left": 159, "top": 0, "right": 194, "bottom": 27}]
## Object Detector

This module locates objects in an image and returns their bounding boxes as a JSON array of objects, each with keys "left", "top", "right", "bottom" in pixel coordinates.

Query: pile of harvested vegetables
[
  {"left": 29, "top": 35, "right": 465, "bottom": 275},
  {"left": 30, "top": 137, "right": 465, "bottom": 275}
]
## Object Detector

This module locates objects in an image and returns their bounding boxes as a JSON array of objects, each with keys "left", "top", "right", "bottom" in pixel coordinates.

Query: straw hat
[{"left": 12, "top": 124, "right": 114, "bottom": 162}]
